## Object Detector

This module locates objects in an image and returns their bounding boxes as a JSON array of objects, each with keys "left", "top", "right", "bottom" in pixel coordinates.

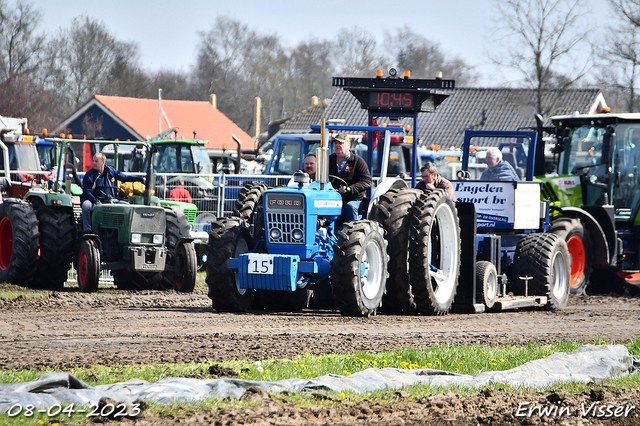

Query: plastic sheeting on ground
[{"left": 0, "top": 344, "right": 638, "bottom": 413}]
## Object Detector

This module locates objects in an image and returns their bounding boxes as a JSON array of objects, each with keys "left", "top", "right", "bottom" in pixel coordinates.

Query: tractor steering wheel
[{"left": 329, "top": 175, "right": 348, "bottom": 189}]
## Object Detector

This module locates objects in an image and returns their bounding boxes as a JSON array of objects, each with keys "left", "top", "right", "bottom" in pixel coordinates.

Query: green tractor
[
  {"left": 0, "top": 135, "right": 197, "bottom": 292},
  {"left": 537, "top": 112, "right": 640, "bottom": 295}
]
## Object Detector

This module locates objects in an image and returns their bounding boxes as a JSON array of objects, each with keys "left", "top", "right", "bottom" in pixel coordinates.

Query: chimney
[
  {"left": 210, "top": 94, "right": 217, "bottom": 109},
  {"left": 254, "top": 96, "right": 261, "bottom": 139},
  {"left": 311, "top": 96, "right": 319, "bottom": 106}
]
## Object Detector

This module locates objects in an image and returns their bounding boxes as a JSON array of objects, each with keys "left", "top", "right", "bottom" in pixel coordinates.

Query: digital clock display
[{"left": 369, "top": 92, "right": 415, "bottom": 109}]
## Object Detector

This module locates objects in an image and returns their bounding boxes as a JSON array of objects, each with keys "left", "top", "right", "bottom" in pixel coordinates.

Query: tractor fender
[
  {"left": 25, "top": 191, "right": 73, "bottom": 208},
  {"left": 550, "top": 206, "right": 613, "bottom": 268},
  {"left": 366, "top": 177, "right": 408, "bottom": 218}
]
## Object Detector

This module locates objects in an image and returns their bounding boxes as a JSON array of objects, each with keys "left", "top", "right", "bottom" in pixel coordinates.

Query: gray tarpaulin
[{"left": 1, "top": 344, "right": 637, "bottom": 412}]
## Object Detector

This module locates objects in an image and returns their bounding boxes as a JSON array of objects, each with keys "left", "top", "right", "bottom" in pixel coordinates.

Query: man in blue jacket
[
  {"left": 81, "top": 153, "right": 145, "bottom": 233},
  {"left": 480, "top": 148, "right": 519, "bottom": 181}
]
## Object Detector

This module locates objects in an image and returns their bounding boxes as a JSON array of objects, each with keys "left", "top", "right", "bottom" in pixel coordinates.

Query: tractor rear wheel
[
  {"left": 331, "top": 220, "right": 388, "bottom": 317},
  {"left": 409, "top": 189, "right": 461, "bottom": 315},
  {"left": 206, "top": 217, "right": 254, "bottom": 312},
  {"left": 163, "top": 208, "right": 195, "bottom": 291},
  {"left": 512, "top": 233, "right": 570, "bottom": 310},
  {"left": 0, "top": 199, "right": 39, "bottom": 286},
  {"left": 369, "top": 188, "right": 422, "bottom": 313},
  {"left": 33, "top": 204, "right": 76, "bottom": 289},
  {"left": 549, "top": 217, "right": 590, "bottom": 295},
  {"left": 233, "top": 183, "right": 268, "bottom": 222},
  {"left": 77, "top": 239, "right": 100, "bottom": 292}
]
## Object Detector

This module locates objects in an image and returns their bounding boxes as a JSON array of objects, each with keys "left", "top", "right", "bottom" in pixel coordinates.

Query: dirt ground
[{"left": 1, "top": 289, "right": 639, "bottom": 425}]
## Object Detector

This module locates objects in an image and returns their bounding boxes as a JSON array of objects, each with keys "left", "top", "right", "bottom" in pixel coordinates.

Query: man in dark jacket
[
  {"left": 81, "top": 153, "right": 145, "bottom": 233},
  {"left": 328, "top": 135, "right": 372, "bottom": 222}
]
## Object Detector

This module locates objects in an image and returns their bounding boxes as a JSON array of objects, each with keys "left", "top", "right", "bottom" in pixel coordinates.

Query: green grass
[{"left": 1, "top": 339, "right": 638, "bottom": 425}]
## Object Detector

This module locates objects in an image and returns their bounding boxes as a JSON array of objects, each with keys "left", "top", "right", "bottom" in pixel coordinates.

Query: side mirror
[{"left": 601, "top": 131, "right": 615, "bottom": 165}]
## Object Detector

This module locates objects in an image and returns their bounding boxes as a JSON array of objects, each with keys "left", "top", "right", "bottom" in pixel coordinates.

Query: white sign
[
  {"left": 453, "top": 181, "right": 541, "bottom": 229},
  {"left": 247, "top": 254, "right": 274, "bottom": 275}
]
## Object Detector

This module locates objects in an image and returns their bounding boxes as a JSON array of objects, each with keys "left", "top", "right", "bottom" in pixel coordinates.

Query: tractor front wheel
[
  {"left": 174, "top": 242, "right": 197, "bottom": 292},
  {"left": 77, "top": 239, "right": 100, "bottom": 292},
  {"left": 206, "top": 217, "right": 254, "bottom": 312},
  {"left": 331, "top": 220, "right": 388, "bottom": 317}
]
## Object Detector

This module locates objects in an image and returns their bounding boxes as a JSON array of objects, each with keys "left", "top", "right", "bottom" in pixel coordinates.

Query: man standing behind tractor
[
  {"left": 416, "top": 162, "right": 456, "bottom": 200},
  {"left": 169, "top": 178, "right": 193, "bottom": 203},
  {"left": 81, "top": 153, "right": 145, "bottom": 233},
  {"left": 328, "top": 135, "right": 372, "bottom": 222},
  {"left": 480, "top": 147, "right": 519, "bottom": 181}
]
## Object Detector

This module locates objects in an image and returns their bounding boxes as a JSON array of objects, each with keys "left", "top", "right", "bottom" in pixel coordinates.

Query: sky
[{"left": 29, "top": 0, "right": 609, "bottom": 87}]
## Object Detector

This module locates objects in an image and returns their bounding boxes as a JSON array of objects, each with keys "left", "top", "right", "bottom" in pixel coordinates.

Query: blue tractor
[{"left": 206, "top": 71, "right": 461, "bottom": 316}]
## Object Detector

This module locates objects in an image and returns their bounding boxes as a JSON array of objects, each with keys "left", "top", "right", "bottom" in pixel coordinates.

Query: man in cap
[{"left": 328, "top": 135, "right": 372, "bottom": 222}]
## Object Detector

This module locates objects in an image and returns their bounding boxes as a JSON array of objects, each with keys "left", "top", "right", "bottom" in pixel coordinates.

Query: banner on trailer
[{"left": 453, "top": 181, "right": 540, "bottom": 229}]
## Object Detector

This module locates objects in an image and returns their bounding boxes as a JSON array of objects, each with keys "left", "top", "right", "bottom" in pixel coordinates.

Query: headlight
[
  {"left": 153, "top": 234, "right": 163, "bottom": 244},
  {"left": 270, "top": 228, "right": 281, "bottom": 239},
  {"left": 131, "top": 233, "right": 142, "bottom": 243},
  {"left": 292, "top": 229, "right": 303, "bottom": 240}
]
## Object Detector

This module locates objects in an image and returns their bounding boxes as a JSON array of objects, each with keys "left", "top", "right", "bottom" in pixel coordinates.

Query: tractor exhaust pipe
[{"left": 317, "top": 119, "right": 330, "bottom": 188}]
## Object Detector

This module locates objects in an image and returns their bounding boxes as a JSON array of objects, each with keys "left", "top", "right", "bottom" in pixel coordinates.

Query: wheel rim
[
  {"left": 429, "top": 203, "right": 459, "bottom": 304},
  {"left": 566, "top": 235, "right": 585, "bottom": 288},
  {"left": 78, "top": 249, "right": 88, "bottom": 286},
  {"left": 551, "top": 249, "right": 569, "bottom": 299},
  {"left": 486, "top": 269, "right": 497, "bottom": 302},
  {"left": 0, "top": 217, "right": 12, "bottom": 270},
  {"left": 361, "top": 237, "right": 384, "bottom": 300}
]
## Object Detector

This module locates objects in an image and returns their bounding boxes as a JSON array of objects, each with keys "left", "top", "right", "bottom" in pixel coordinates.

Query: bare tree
[
  {"left": 600, "top": 0, "right": 640, "bottom": 111},
  {"left": 492, "top": 0, "right": 592, "bottom": 114},
  {"left": 384, "top": 28, "right": 478, "bottom": 86},
  {"left": 284, "top": 38, "right": 336, "bottom": 116},
  {"left": 0, "top": 0, "right": 45, "bottom": 81},
  {"left": 44, "top": 16, "right": 141, "bottom": 111},
  {"left": 332, "top": 27, "right": 386, "bottom": 77}
]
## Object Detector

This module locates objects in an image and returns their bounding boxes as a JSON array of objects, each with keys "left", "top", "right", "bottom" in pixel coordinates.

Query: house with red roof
[{"left": 53, "top": 95, "right": 254, "bottom": 150}]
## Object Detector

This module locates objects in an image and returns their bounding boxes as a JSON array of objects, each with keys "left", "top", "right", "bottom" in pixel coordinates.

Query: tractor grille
[
  {"left": 131, "top": 208, "right": 166, "bottom": 234},
  {"left": 266, "top": 212, "right": 305, "bottom": 244},
  {"left": 102, "top": 212, "right": 125, "bottom": 227}
]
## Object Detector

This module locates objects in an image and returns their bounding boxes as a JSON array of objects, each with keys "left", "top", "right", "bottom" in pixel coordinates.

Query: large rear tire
[
  {"left": 77, "top": 239, "right": 100, "bottom": 293},
  {"left": 369, "top": 188, "right": 423, "bottom": 313},
  {"left": 331, "top": 220, "right": 388, "bottom": 317},
  {"left": 163, "top": 208, "right": 195, "bottom": 291},
  {"left": 233, "top": 183, "right": 268, "bottom": 222},
  {"left": 409, "top": 189, "right": 461, "bottom": 315},
  {"left": 512, "top": 233, "right": 570, "bottom": 310},
  {"left": 549, "top": 217, "right": 590, "bottom": 295},
  {"left": 33, "top": 204, "right": 76, "bottom": 289},
  {"left": 0, "top": 199, "right": 39, "bottom": 286},
  {"left": 206, "top": 217, "right": 254, "bottom": 312}
]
